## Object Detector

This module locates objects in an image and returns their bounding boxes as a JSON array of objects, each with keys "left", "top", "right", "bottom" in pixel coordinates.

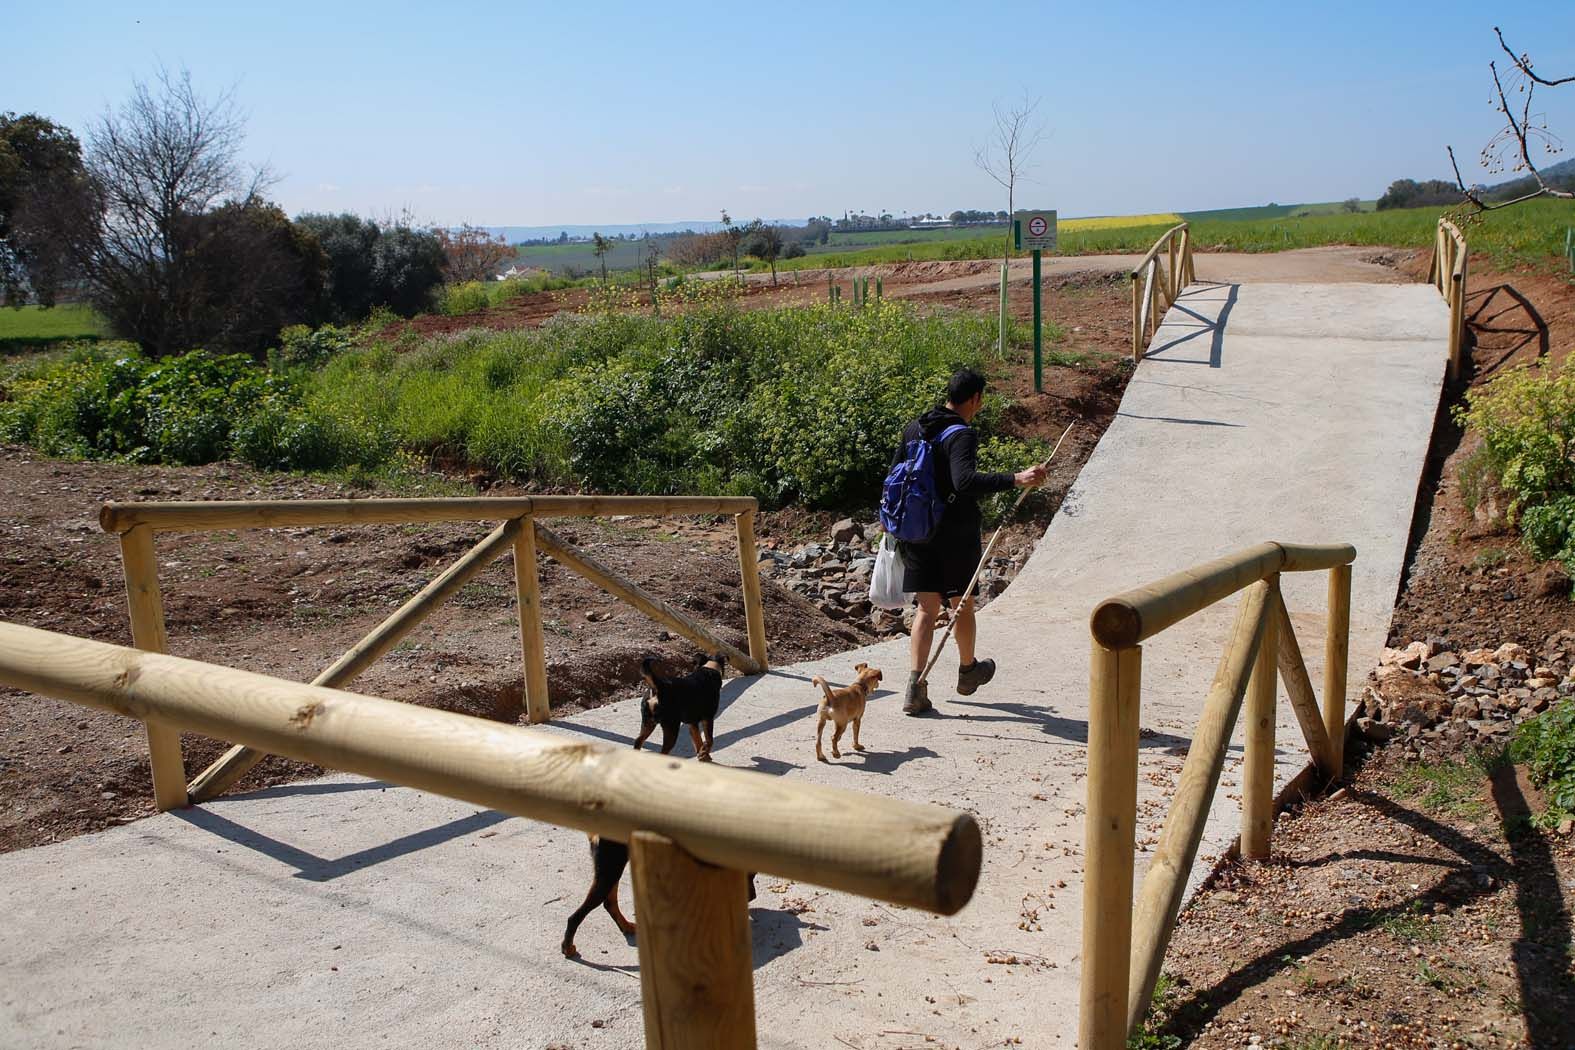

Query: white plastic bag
[{"left": 869, "top": 533, "right": 910, "bottom": 610}]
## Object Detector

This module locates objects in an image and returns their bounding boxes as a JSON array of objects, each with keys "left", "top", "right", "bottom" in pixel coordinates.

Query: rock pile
[
  {"left": 1357, "top": 630, "right": 1575, "bottom": 757},
  {"left": 757, "top": 518, "right": 1027, "bottom": 636}
]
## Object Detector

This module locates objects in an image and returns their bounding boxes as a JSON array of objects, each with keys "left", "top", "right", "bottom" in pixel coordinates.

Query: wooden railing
[
  {"left": 0, "top": 620, "right": 980, "bottom": 1050},
  {"left": 96, "top": 496, "right": 771, "bottom": 809},
  {"left": 1427, "top": 218, "right": 1469, "bottom": 380},
  {"left": 1130, "top": 223, "right": 1196, "bottom": 360},
  {"left": 1079, "top": 541, "right": 1355, "bottom": 1049}
]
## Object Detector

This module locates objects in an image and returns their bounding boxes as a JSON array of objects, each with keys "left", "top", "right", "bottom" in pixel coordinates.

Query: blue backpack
[{"left": 879, "top": 423, "right": 968, "bottom": 542}]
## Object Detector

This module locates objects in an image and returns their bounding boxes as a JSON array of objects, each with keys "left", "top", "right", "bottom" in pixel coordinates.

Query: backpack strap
[{"left": 933, "top": 423, "right": 970, "bottom": 445}]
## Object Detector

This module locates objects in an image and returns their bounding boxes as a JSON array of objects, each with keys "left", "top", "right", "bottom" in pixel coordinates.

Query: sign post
[{"left": 1015, "top": 210, "right": 1058, "bottom": 392}]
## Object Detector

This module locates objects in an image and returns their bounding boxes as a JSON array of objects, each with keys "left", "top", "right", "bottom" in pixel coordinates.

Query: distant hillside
[
  {"left": 484, "top": 219, "right": 808, "bottom": 243},
  {"left": 1181, "top": 200, "right": 1374, "bottom": 223},
  {"left": 1484, "top": 157, "right": 1575, "bottom": 201}
]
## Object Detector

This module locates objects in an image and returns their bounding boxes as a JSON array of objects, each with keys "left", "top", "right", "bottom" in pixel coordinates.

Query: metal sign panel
[{"left": 1015, "top": 210, "right": 1058, "bottom": 251}]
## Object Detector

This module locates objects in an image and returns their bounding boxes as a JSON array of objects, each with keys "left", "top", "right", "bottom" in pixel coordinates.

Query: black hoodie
[{"left": 892, "top": 407, "right": 1015, "bottom": 539}]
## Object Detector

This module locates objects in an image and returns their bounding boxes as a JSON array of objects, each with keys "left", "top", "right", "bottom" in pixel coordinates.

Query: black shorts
[{"left": 899, "top": 533, "right": 983, "bottom": 600}]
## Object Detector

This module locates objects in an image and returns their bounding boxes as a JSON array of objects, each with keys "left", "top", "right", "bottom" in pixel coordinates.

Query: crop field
[
  {"left": 509, "top": 237, "right": 655, "bottom": 275},
  {"left": 763, "top": 199, "right": 1575, "bottom": 274},
  {"left": 0, "top": 304, "right": 107, "bottom": 351}
]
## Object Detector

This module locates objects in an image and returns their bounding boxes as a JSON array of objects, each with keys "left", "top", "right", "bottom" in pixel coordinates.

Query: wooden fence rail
[
  {"left": 97, "top": 496, "right": 771, "bottom": 807},
  {"left": 1130, "top": 223, "right": 1196, "bottom": 360},
  {"left": 0, "top": 620, "right": 981, "bottom": 1049},
  {"left": 1427, "top": 218, "right": 1469, "bottom": 380},
  {"left": 1081, "top": 541, "right": 1356, "bottom": 1049}
]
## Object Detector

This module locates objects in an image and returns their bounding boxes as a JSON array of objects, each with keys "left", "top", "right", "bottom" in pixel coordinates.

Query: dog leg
[
  {"left": 632, "top": 721, "right": 656, "bottom": 751},
  {"left": 562, "top": 884, "right": 605, "bottom": 958},
  {"left": 658, "top": 723, "right": 678, "bottom": 756},
  {"left": 700, "top": 719, "right": 714, "bottom": 762},
  {"left": 687, "top": 723, "right": 705, "bottom": 759},
  {"left": 816, "top": 713, "right": 828, "bottom": 763},
  {"left": 853, "top": 716, "right": 865, "bottom": 752},
  {"left": 831, "top": 721, "right": 846, "bottom": 759},
  {"left": 603, "top": 888, "right": 636, "bottom": 938}
]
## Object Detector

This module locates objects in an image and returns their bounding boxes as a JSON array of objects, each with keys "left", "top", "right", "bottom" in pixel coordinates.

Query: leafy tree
[
  {"left": 0, "top": 113, "right": 93, "bottom": 306},
  {"left": 1377, "top": 178, "right": 1460, "bottom": 210},
  {"left": 296, "top": 211, "right": 444, "bottom": 321},
  {"left": 1341, "top": 197, "right": 1362, "bottom": 213}
]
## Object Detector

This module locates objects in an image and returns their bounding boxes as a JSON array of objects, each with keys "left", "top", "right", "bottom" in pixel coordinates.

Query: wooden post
[
  {"left": 1323, "top": 564, "right": 1351, "bottom": 781},
  {"left": 1080, "top": 641, "right": 1142, "bottom": 1050},
  {"left": 630, "top": 832, "right": 756, "bottom": 1050},
  {"left": 734, "top": 511, "right": 768, "bottom": 673},
  {"left": 1126, "top": 581, "right": 1269, "bottom": 1034},
  {"left": 1130, "top": 273, "right": 1143, "bottom": 359},
  {"left": 118, "top": 524, "right": 186, "bottom": 811},
  {"left": 513, "top": 516, "right": 551, "bottom": 724},
  {"left": 1271, "top": 592, "right": 1337, "bottom": 777},
  {"left": 1167, "top": 236, "right": 1177, "bottom": 305},
  {"left": 1242, "top": 576, "right": 1279, "bottom": 859}
]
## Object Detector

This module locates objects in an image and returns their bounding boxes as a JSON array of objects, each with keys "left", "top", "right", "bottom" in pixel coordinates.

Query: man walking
[{"left": 896, "top": 369, "right": 1046, "bottom": 715}]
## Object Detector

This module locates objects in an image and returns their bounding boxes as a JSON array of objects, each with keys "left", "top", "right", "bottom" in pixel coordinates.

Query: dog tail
[
  {"left": 640, "top": 656, "right": 658, "bottom": 689},
  {"left": 811, "top": 675, "right": 834, "bottom": 702}
]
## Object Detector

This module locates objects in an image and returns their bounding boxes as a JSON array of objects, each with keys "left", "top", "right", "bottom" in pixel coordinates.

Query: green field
[
  {"left": 759, "top": 199, "right": 1575, "bottom": 274},
  {"left": 510, "top": 238, "right": 656, "bottom": 275},
  {"left": 1179, "top": 200, "right": 1376, "bottom": 222},
  {"left": 0, "top": 304, "right": 108, "bottom": 351}
]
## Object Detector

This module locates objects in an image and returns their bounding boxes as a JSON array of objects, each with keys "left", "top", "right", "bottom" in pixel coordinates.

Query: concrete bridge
[{"left": 0, "top": 278, "right": 1450, "bottom": 1048}]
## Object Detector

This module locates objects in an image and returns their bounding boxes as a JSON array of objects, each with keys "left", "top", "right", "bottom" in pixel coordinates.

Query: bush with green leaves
[
  {"left": 1456, "top": 360, "right": 1575, "bottom": 584},
  {"left": 1512, "top": 698, "right": 1575, "bottom": 826},
  {"left": 275, "top": 323, "right": 352, "bottom": 368}
]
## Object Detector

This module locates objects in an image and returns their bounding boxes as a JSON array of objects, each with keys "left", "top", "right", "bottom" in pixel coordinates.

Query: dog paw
[
  {"left": 816, "top": 753, "right": 828, "bottom": 763},
  {"left": 831, "top": 750, "right": 841, "bottom": 759},
  {"left": 561, "top": 942, "right": 579, "bottom": 959},
  {"left": 698, "top": 753, "right": 713, "bottom": 763},
  {"left": 853, "top": 744, "right": 866, "bottom": 751}
]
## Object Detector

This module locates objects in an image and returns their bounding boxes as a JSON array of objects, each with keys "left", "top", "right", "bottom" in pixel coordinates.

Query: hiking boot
[
  {"left": 956, "top": 658, "right": 996, "bottom": 697},
  {"left": 903, "top": 675, "right": 932, "bottom": 716}
]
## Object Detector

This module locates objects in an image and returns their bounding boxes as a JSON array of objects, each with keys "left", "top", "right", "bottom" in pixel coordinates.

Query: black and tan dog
[
  {"left": 561, "top": 835, "right": 758, "bottom": 958},
  {"left": 634, "top": 652, "right": 726, "bottom": 762},
  {"left": 812, "top": 662, "right": 883, "bottom": 762}
]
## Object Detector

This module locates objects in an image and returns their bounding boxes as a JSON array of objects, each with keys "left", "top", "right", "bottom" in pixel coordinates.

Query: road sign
[{"left": 1015, "top": 209, "right": 1058, "bottom": 251}]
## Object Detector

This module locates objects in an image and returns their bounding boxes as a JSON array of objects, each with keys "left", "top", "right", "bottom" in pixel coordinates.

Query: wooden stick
[
  {"left": 1090, "top": 541, "right": 1354, "bottom": 649},
  {"left": 187, "top": 519, "right": 523, "bottom": 802},
  {"left": 734, "top": 510, "right": 769, "bottom": 673},
  {"left": 0, "top": 621, "right": 980, "bottom": 913},
  {"left": 1323, "top": 564, "right": 1351, "bottom": 780},
  {"left": 1080, "top": 641, "right": 1142, "bottom": 1050},
  {"left": 119, "top": 524, "right": 187, "bottom": 811},
  {"left": 533, "top": 523, "right": 761, "bottom": 675},
  {"left": 1271, "top": 591, "right": 1337, "bottom": 777},
  {"left": 1127, "top": 223, "right": 1189, "bottom": 273},
  {"left": 1241, "top": 576, "right": 1279, "bottom": 859},
  {"left": 916, "top": 423, "right": 1075, "bottom": 686},
  {"left": 1130, "top": 272, "right": 1143, "bottom": 359},
  {"left": 99, "top": 495, "right": 757, "bottom": 534},
  {"left": 1127, "top": 581, "right": 1269, "bottom": 1034},
  {"left": 631, "top": 832, "right": 756, "bottom": 1049},
  {"left": 514, "top": 518, "right": 551, "bottom": 724}
]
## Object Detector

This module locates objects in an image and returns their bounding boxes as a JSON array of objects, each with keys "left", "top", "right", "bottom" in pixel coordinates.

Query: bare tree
[
  {"left": 975, "top": 93, "right": 1046, "bottom": 263},
  {"left": 436, "top": 224, "right": 513, "bottom": 283},
  {"left": 64, "top": 67, "right": 308, "bottom": 356},
  {"left": 592, "top": 232, "right": 613, "bottom": 280},
  {"left": 1449, "top": 26, "right": 1571, "bottom": 212}
]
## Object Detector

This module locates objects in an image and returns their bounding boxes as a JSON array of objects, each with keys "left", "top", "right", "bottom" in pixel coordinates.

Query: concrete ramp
[{"left": 0, "top": 283, "right": 1450, "bottom": 1048}]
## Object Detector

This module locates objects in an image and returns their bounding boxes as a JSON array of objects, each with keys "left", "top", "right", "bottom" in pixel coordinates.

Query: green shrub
[
  {"left": 1455, "top": 362, "right": 1575, "bottom": 517},
  {"left": 1456, "top": 361, "right": 1575, "bottom": 586},
  {"left": 438, "top": 281, "right": 492, "bottom": 316},
  {"left": 275, "top": 323, "right": 352, "bottom": 368},
  {"left": 1512, "top": 699, "right": 1575, "bottom": 826},
  {"left": 1520, "top": 496, "right": 1575, "bottom": 575}
]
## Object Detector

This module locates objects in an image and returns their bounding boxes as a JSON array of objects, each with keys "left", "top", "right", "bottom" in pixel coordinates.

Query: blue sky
[{"left": 7, "top": 1, "right": 1575, "bottom": 226}]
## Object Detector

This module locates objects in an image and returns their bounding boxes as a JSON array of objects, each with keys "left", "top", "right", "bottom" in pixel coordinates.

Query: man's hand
[{"left": 1013, "top": 464, "right": 1049, "bottom": 488}]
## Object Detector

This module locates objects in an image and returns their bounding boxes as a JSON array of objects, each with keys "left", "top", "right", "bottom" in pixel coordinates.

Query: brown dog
[{"left": 812, "top": 663, "right": 883, "bottom": 762}]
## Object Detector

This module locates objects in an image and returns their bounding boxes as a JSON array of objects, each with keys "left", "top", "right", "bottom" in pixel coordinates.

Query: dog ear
[{"left": 854, "top": 662, "right": 867, "bottom": 672}]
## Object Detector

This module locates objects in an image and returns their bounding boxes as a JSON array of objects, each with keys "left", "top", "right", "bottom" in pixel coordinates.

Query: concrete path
[{"left": 0, "top": 282, "right": 1450, "bottom": 1049}]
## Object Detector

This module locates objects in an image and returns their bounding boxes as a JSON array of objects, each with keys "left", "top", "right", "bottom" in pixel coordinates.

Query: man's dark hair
[{"left": 946, "top": 368, "right": 987, "bottom": 406}]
